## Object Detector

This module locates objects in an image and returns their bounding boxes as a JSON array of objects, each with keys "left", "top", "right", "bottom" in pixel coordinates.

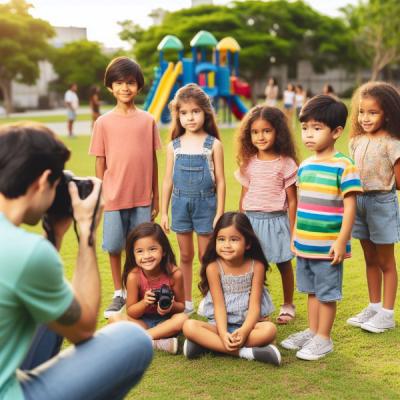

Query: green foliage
[
  {"left": 51, "top": 40, "right": 111, "bottom": 99},
  {"left": 119, "top": 1, "right": 355, "bottom": 87},
  {"left": 0, "top": 0, "right": 54, "bottom": 112},
  {"left": 342, "top": 0, "right": 400, "bottom": 79}
]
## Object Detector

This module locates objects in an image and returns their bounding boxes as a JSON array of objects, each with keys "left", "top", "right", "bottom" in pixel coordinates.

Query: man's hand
[{"left": 68, "top": 178, "right": 103, "bottom": 236}]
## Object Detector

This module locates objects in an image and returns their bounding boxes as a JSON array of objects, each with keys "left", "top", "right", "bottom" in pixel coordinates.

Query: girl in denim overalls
[{"left": 161, "top": 84, "right": 226, "bottom": 314}]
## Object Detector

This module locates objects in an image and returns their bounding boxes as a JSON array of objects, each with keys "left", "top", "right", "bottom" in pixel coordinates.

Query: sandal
[{"left": 276, "top": 304, "right": 295, "bottom": 325}]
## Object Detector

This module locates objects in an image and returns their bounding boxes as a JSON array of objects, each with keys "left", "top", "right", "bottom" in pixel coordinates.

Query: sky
[{"left": 1, "top": 0, "right": 359, "bottom": 49}]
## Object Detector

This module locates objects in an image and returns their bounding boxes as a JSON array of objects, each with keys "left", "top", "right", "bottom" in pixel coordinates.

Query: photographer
[{"left": 0, "top": 122, "right": 152, "bottom": 400}]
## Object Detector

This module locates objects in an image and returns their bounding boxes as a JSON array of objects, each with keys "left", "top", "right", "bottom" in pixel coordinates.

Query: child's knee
[
  {"left": 183, "top": 318, "right": 197, "bottom": 336},
  {"left": 180, "top": 251, "right": 194, "bottom": 264}
]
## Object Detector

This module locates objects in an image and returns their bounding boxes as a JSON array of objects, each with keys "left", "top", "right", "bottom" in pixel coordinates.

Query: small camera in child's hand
[
  {"left": 152, "top": 284, "right": 174, "bottom": 310},
  {"left": 47, "top": 170, "right": 94, "bottom": 217}
]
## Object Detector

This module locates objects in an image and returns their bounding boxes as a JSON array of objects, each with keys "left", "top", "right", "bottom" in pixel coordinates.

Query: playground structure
[{"left": 144, "top": 31, "right": 251, "bottom": 123}]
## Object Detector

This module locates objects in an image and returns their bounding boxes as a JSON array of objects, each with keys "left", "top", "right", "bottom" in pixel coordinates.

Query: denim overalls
[{"left": 171, "top": 135, "right": 216, "bottom": 234}]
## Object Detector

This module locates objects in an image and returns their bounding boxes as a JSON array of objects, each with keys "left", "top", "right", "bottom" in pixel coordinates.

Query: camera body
[
  {"left": 152, "top": 284, "right": 174, "bottom": 310},
  {"left": 46, "top": 170, "right": 94, "bottom": 217}
]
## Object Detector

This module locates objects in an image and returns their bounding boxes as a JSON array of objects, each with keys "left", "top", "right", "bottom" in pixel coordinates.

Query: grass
[{"left": 19, "top": 119, "right": 400, "bottom": 399}]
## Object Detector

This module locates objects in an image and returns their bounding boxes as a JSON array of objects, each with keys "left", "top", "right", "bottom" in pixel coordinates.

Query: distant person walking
[
  {"left": 64, "top": 83, "right": 79, "bottom": 137},
  {"left": 323, "top": 84, "right": 336, "bottom": 97},
  {"left": 264, "top": 77, "right": 279, "bottom": 106},
  {"left": 283, "top": 83, "right": 296, "bottom": 124},
  {"left": 89, "top": 85, "right": 101, "bottom": 127},
  {"left": 295, "top": 84, "right": 306, "bottom": 117}
]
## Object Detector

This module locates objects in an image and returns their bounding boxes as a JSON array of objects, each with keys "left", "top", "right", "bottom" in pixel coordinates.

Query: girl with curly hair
[{"left": 235, "top": 105, "right": 299, "bottom": 324}]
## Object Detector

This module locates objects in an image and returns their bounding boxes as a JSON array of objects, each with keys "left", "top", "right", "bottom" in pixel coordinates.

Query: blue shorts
[
  {"left": 67, "top": 109, "right": 76, "bottom": 121},
  {"left": 141, "top": 314, "right": 170, "bottom": 329},
  {"left": 352, "top": 189, "right": 400, "bottom": 244},
  {"left": 296, "top": 257, "right": 343, "bottom": 302},
  {"left": 246, "top": 211, "right": 294, "bottom": 264},
  {"left": 102, "top": 206, "right": 151, "bottom": 253},
  {"left": 171, "top": 188, "right": 216, "bottom": 235},
  {"left": 209, "top": 320, "right": 242, "bottom": 334}
]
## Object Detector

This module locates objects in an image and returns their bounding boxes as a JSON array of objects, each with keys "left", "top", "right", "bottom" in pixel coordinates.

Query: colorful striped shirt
[
  {"left": 294, "top": 152, "right": 362, "bottom": 259},
  {"left": 235, "top": 156, "right": 298, "bottom": 212}
]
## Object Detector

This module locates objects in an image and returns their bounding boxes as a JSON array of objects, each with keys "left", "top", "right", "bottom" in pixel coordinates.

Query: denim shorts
[
  {"left": 209, "top": 320, "right": 242, "bottom": 334},
  {"left": 103, "top": 206, "right": 151, "bottom": 253},
  {"left": 171, "top": 188, "right": 216, "bottom": 235},
  {"left": 141, "top": 314, "right": 170, "bottom": 329},
  {"left": 67, "top": 109, "right": 76, "bottom": 121},
  {"left": 352, "top": 189, "right": 400, "bottom": 244},
  {"left": 246, "top": 211, "right": 294, "bottom": 264},
  {"left": 296, "top": 257, "right": 343, "bottom": 302}
]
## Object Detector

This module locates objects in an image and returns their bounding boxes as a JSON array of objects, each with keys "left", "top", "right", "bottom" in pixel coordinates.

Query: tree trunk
[{"left": 0, "top": 79, "right": 13, "bottom": 115}]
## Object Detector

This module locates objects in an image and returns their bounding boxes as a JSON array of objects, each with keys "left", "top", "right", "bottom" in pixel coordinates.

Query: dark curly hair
[
  {"left": 198, "top": 212, "right": 269, "bottom": 296},
  {"left": 350, "top": 81, "right": 400, "bottom": 139},
  {"left": 168, "top": 83, "right": 220, "bottom": 140},
  {"left": 236, "top": 105, "right": 298, "bottom": 169}
]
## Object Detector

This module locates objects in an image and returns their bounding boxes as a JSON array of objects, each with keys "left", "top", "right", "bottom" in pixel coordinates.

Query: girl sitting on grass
[
  {"left": 110, "top": 222, "right": 187, "bottom": 354},
  {"left": 182, "top": 212, "right": 281, "bottom": 366}
]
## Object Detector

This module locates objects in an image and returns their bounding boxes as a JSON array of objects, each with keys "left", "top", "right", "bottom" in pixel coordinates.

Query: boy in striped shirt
[{"left": 281, "top": 95, "right": 362, "bottom": 360}]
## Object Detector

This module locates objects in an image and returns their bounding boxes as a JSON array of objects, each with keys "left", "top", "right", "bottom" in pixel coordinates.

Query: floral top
[{"left": 349, "top": 134, "right": 400, "bottom": 191}]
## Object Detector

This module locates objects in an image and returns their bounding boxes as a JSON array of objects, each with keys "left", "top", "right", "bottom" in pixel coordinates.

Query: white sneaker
[
  {"left": 280, "top": 329, "right": 315, "bottom": 350},
  {"left": 347, "top": 306, "right": 378, "bottom": 327},
  {"left": 153, "top": 338, "right": 178, "bottom": 354},
  {"left": 296, "top": 336, "right": 333, "bottom": 361},
  {"left": 360, "top": 310, "right": 395, "bottom": 333}
]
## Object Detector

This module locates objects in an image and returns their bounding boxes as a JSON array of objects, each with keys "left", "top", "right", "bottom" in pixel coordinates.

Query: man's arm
[{"left": 48, "top": 179, "right": 103, "bottom": 343}]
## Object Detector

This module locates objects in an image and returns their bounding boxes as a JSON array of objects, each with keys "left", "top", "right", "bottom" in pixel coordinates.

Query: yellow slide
[{"left": 148, "top": 61, "right": 183, "bottom": 122}]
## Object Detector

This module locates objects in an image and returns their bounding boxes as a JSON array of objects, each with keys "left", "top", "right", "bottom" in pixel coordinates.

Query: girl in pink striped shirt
[{"left": 235, "top": 106, "right": 299, "bottom": 324}]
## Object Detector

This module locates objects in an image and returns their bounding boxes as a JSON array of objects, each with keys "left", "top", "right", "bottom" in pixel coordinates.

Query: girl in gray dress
[{"left": 182, "top": 212, "right": 281, "bottom": 365}]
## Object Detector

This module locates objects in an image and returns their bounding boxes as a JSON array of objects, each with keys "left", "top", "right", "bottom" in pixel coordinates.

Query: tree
[
  {"left": 51, "top": 40, "right": 111, "bottom": 99},
  {"left": 119, "top": 1, "right": 355, "bottom": 96},
  {"left": 0, "top": 0, "right": 54, "bottom": 114},
  {"left": 343, "top": 0, "right": 400, "bottom": 80}
]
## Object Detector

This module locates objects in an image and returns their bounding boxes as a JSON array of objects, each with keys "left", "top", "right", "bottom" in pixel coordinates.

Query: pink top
[
  {"left": 235, "top": 156, "right": 298, "bottom": 212},
  {"left": 89, "top": 109, "right": 162, "bottom": 211},
  {"left": 138, "top": 267, "right": 173, "bottom": 315}
]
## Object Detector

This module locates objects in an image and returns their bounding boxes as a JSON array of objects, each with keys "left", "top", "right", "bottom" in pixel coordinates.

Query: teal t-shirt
[{"left": 0, "top": 213, "right": 73, "bottom": 399}]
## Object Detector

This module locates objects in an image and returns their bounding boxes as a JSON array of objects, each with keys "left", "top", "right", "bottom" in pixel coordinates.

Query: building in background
[{"left": 11, "top": 26, "right": 86, "bottom": 110}]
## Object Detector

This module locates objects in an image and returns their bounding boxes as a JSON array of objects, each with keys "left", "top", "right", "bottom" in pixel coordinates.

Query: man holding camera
[{"left": 0, "top": 122, "right": 153, "bottom": 400}]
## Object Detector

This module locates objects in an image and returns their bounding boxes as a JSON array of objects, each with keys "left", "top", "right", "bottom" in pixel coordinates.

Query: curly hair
[
  {"left": 236, "top": 105, "right": 298, "bottom": 169},
  {"left": 168, "top": 83, "right": 220, "bottom": 140},
  {"left": 350, "top": 81, "right": 400, "bottom": 139}
]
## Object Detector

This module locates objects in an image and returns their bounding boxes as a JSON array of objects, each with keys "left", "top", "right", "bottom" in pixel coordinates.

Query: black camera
[
  {"left": 152, "top": 284, "right": 174, "bottom": 310},
  {"left": 47, "top": 170, "right": 94, "bottom": 217}
]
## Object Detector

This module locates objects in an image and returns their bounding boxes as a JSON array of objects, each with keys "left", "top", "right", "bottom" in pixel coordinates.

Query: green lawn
[{"left": 25, "top": 121, "right": 400, "bottom": 399}]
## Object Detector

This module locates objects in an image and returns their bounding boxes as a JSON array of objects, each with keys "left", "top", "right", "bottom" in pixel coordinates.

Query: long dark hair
[
  {"left": 236, "top": 105, "right": 299, "bottom": 170},
  {"left": 198, "top": 212, "right": 270, "bottom": 296},
  {"left": 122, "top": 222, "right": 176, "bottom": 289},
  {"left": 168, "top": 83, "right": 220, "bottom": 140},
  {"left": 350, "top": 81, "right": 400, "bottom": 139}
]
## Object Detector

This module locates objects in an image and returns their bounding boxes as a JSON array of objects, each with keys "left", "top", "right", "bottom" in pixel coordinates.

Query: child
[
  {"left": 295, "top": 84, "right": 306, "bottom": 117},
  {"left": 347, "top": 82, "right": 400, "bottom": 333},
  {"left": 161, "top": 83, "right": 225, "bottom": 314},
  {"left": 89, "top": 57, "right": 161, "bottom": 318},
  {"left": 110, "top": 222, "right": 187, "bottom": 354},
  {"left": 235, "top": 105, "right": 298, "bottom": 324},
  {"left": 281, "top": 95, "right": 362, "bottom": 360},
  {"left": 283, "top": 83, "right": 296, "bottom": 123},
  {"left": 182, "top": 212, "right": 280, "bottom": 365}
]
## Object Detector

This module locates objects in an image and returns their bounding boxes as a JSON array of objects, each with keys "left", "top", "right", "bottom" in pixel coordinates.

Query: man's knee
[{"left": 98, "top": 322, "right": 153, "bottom": 369}]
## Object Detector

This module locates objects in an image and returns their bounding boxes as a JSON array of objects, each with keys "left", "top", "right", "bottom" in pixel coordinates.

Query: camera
[
  {"left": 152, "top": 284, "right": 174, "bottom": 310},
  {"left": 46, "top": 170, "right": 94, "bottom": 217}
]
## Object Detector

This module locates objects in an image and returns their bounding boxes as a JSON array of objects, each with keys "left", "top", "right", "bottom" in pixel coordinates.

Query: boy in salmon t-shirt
[{"left": 89, "top": 57, "right": 161, "bottom": 318}]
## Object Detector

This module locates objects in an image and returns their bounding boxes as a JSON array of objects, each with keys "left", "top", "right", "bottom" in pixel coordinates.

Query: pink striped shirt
[{"left": 235, "top": 156, "right": 298, "bottom": 212}]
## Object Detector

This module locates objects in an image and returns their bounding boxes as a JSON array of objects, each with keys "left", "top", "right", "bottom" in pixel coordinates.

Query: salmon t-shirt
[{"left": 89, "top": 109, "right": 162, "bottom": 211}]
